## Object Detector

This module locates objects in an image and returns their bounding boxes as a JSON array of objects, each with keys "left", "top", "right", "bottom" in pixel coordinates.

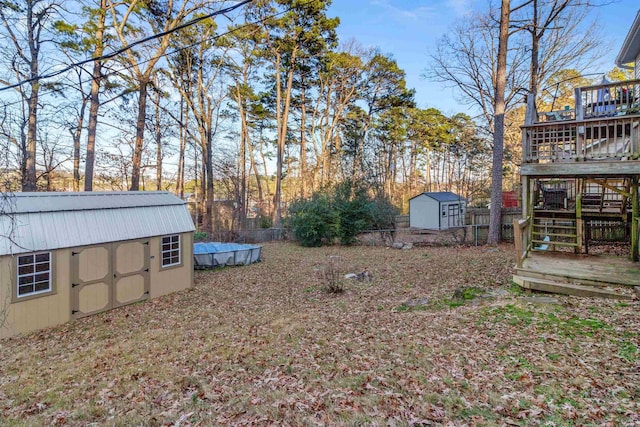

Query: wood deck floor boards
[{"left": 518, "top": 251, "right": 640, "bottom": 287}]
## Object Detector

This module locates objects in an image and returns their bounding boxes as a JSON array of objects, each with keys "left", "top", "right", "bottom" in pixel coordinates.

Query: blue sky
[{"left": 327, "top": 0, "right": 639, "bottom": 116}]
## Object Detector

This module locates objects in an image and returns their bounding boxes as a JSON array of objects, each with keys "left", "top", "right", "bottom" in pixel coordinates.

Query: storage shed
[
  {"left": 0, "top": 191, "right": 195, "bottom": 339},
  {"left": 409, "top": 191, "right": 466, "bottom": 230}
]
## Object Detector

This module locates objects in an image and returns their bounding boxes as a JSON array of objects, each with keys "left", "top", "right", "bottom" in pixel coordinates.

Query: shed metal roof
[
  {"left": 0, "top": 191, "right": 195, "bottom": 256},
  {"left": 410, "top": 191, "right": 466, "bottom": 203},
  {"left": 616, "top": 10, "right": 640, "bottom": 67}
]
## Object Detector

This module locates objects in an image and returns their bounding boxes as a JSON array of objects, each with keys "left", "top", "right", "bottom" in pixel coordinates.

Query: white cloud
[
  {"left": 370, "top": 0, "right": 437, "bottom": 21},
  {"left": 446, "top": 0, "right": 474, "bottom": 17}
]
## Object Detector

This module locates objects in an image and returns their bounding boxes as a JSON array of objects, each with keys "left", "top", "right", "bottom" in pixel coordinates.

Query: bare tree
[
  {"left": 107, "top": 0, "right": 209, "bottom": 191},
  {"left": 488, "top": 0, "right": 511, "bottom": 245},
  {"left": 0, "top": 0, "right": 62, "bottom": 191},
  {"left": 427, "top": 10, "right": 529, "bottom": 135},
  {"left": 85, "top": 0, "right": 108, "bottom": 191},
  {"left": 511, "top": 0, "right": 603, "bottom": 97}
]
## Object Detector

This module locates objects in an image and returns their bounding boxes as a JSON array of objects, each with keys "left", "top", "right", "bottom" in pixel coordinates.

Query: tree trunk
[
  {"left": 205, "top": 126, "right": 214, "bottom": 234},
  {"left": 130, "top": 77, "right": 149, "bottom": 191},
  {"left": 155, "top": 87, "right": 162, "bottom": 190},
  {"left": 22, "top": 1, "right": 39, "bottom": 192},
  {"left": 529, "top": 0, "right": 540, "bottom": 96},
  {"left": 488, "top": 0, "right": 510, "bottom": 245},
  {"left": 176, "top": 95, "right": 186, "bottom": 198},
  {"left": 273, "top": 56, "right": 283, "bottom": 227},
  {"left": 84, "top": 0, "right": 106, "bottom": 192},
  {"left": 72, "top": 98, "right": 87, "bottom": 192},
  {"left": 299, "top": 84, "right": 307, "bottom": 198}
]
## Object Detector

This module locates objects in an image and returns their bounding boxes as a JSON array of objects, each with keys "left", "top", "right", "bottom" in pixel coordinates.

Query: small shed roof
[
  {"left": 410, "top": 191, "right": 466, "bottom": 203},
  {"left": 0, "top": 191, "right": 195, "bottom": 256},
  {"left": 616, "top": 10, "right": 640, "bottom": 67}
]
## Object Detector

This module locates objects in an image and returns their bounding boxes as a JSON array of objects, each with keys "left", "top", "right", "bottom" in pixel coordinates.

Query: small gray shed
[
  {"left": 0, "top": 191, "right": 195, "bottom": 339},
  {"left": 409, "top": 191, "right": 466, "bottom": 230}
]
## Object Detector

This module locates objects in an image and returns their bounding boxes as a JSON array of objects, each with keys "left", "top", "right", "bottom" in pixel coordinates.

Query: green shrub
[
  {"left": 286, "top": 180, "right": 399, "bottom": 247},
  {"left": 287, "top": 191, "right": 338, "bottom": 246},
  {"left": 333, "top": 181, "right": 370, "bottom": 245},
  {"left": 194, "top": 231, "right": 208, "bottom": 241},
  {"left": 257, "top": 215, "right": 272, "bottom": 229}
]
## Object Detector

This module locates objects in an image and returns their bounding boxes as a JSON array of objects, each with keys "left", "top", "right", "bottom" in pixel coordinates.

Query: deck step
[
  {"left": 532, "top": 224, "right": 576, "bottom": 230},
  {"left": 532, "top": 231, "right": 577, "bottom": 238},
  {"left": 514, "top": 267, "right": 638, "bottom": 288},
  {"left": 513, "top": 275, "right": 633, "bottom": 300},
  {"left": 532, "top": 239, "right": 578, "bottom": 247}
]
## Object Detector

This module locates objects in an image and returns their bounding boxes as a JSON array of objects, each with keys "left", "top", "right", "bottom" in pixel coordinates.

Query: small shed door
[
  {"left": 71, "top": 240, "right": 150, "bottom": 318},
  {"left": 71, "top": 244, "right": 113, "bottom": 318},
  {"left": 112, "top": 240, "right": 150, "bottom": 308},
  {"left": 447, "top": 203, "right": 462, "bottom": 228}
]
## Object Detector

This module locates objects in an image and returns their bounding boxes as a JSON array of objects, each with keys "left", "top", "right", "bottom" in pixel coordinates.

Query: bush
[
  {"left": 194, "top": 231, "right": 208, "bottom": 241},
  {"left": 287, "top": 191, "right": 338, "bottom": 247},
  {"left": 333, "top": 180, "right": 371, "bottom": 245},
  {"left": 257, "top": 215, "right": 272, "bottom": 229},
  {"left": 286, "top": 180, "right": 399, "bottom": 246}
]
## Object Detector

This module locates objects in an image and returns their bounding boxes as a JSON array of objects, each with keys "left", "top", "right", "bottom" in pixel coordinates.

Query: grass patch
[
  {"left": 507, "top": 281, "right": 524, "bottom": 295},
  {"left": 487, "top": 304, "right": 535, "bottom": 326},
  {"left": 618, "top": 340, "right": 639, "bottom": 362}
]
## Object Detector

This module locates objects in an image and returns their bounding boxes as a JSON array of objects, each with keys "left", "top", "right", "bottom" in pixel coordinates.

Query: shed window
[
  {"left": 161, "top": 235, "right": 181, "bottom": 267},
  {"left": 17, "top": 252, "right": 52, "bottom": 297}
]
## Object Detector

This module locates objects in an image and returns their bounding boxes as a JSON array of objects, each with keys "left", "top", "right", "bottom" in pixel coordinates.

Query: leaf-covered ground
[{"left": 1, "top": 242, "right": 639, "bottom": 426}]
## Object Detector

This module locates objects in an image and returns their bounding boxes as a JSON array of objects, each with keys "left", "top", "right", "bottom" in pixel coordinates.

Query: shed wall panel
[
  {"left": 0, "top": 249, "right": 72, "bottom": 339},
  {"left": 410, "top": 196, "right": 440, "bottom": 229},
  {"left": 149, "top": 232, "right": 193, "bottom": 299}
]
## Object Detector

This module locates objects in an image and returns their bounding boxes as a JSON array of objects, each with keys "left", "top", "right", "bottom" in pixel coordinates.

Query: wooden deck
[{"left": 514, "top": 251, "right": 640, "bottom": 299}]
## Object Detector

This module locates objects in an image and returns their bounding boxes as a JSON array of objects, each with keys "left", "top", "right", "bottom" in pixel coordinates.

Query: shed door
[
  {"left": 112, "top": 240, "right": 149, "bottom": 308},
  {"left": 71, "top": 240, "right": 150, "bottom": 318},
  {"left": 447, "top": 203, "right": 462, "bottom": 228},
  {"left": 71, "top": 245, "right": 113, "bottom": 318}
]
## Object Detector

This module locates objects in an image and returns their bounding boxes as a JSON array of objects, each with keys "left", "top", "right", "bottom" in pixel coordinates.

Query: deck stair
[
  {"left": 512, "top": 274, "right": 633, "bottom": 300},
  {"left": 531, "top": 210, "right": 578, "bottom": 251},
  {"left": 583, "top": 178, "right": 630, "bottom": 214},
  {"left": 513, "top": 251, "right": 640, "bottom": 300}
]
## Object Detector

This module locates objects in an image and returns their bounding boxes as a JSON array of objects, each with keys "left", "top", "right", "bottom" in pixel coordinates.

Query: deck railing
[
  {"left": 523, "top": 79, "right": 640, "bottom": 163},
  {"left": 514, "top": 217, "right": 530, "bottom": 268},
  {"left": 523, "top": 115, "right": 640, "bottom": 163},
  {"left": 577, "top": 79, "right": 640, "bottom": 120}
]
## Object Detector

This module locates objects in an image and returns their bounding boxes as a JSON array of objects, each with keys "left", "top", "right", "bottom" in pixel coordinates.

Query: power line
[
  {"left": 0, "top": 0, "right": 253, "bottom": 93},
  {"left": 0, "top": 0, "right": 309, "bottom": 110}
]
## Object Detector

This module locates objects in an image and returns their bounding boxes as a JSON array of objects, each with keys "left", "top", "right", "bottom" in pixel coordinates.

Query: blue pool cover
[{"left": 193, "top": 242, "right": 262, "bottom": 268}]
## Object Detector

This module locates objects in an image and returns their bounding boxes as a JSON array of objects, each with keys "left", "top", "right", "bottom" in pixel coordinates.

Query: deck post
[
  {"left": 632, "top": 119, "right": 639, "bottom": 156},
  {"left": 574, "top": 87, "right": 583, "bottom": 121},
  {"left": 630, "top": 179, "right": 637, "bottom": 261},
  {"left": 576, "top": 179, "right": 583, "bottom": 254},
  {"left": 514, "top": 219, "right": 523, "bottom": 268},
  {"left": 522, "top": 176, "right": 529, "bottom": 218}
]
